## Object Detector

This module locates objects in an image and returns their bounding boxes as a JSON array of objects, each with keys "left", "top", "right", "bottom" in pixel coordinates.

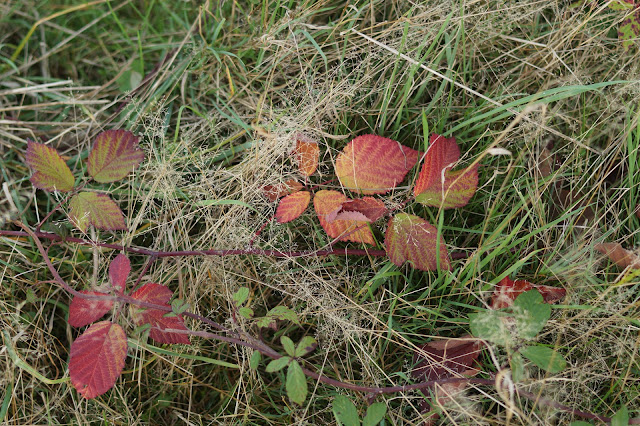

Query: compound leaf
[
  {"left": 385, "top": 213, "right": 450, "bottom": 271},
  {"left": 68, "top": 321, "right": 128, "bottom": 399},
  {"left": 88, "top": 130, "right": 144, "bottom": 183},
  {"left": 294, "top": 136, "right": 319, "bottom": 176},
  {"left": 68, "top": 192, "right": 126, "bottom": 232},
  {"left": 335, "top": 134, "right": 419, "bottom": 194},
  {"left": 519, "top": 345, "right": 566, "bottom": 373},
  {"left": 25, "top": 141, "right": 75, "bottom": 192},
  {"left": 619, "top": 13, "right": 640, "bottom": 51},
  {"left": 411, "top": 335, "right": 484, "bottom": 382},
  {"left": 414, "top": 134, "right": 478, "bottom": 209},
  {"left": 68, "top": 291, "right": 113, "bottom": 328},
  {"left": 256, "top": 306, "right": 300, "bottom": 329},
  {"left": 314, "top": 190, "right": 375, "bottom": 245},
  {"left": 108, "top": 254, "right": 129, "bottom": 294},
  {"left": 129, "top": 283, "right": 191, "bottom": 345},
  {"left": 275, "top": 191, "right": 311, "bottom": 223},
  {"left": 286, "top": 360, "right": 307, "bottom": 405}
]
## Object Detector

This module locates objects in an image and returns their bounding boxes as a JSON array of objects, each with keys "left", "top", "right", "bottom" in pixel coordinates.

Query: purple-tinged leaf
[{"left": 88, "top": 130, "right": 144, "bottom": 183}]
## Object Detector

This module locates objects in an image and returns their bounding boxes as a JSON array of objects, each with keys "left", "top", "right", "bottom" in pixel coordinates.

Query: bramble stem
[{"left": 7, "top": 222, "right": 634, "bottom": 424}]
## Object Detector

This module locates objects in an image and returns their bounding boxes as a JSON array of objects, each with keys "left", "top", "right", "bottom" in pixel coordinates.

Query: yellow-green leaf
[
  {"left": 68, "top": 192, "right": 126, "bottom": 232},
  {"left": 25, "top": 141, "right": 75, "bottom": 192}
]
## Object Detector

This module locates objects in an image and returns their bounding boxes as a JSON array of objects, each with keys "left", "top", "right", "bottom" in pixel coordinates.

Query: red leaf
[
  {"left": 87, "top": 130, "right": 144, "bottom": 183},
  {"left": 413, "top": 134, "right": 478, "bottom": 209},
  {"left": 490, "top": 277, "right": 567, "bottom": 309},
  {"left": 313, "top": 190, "right": 375, "bottom": 245},
  {"left": 385, "top": 213, "right": 450, "bottom": 271},
  {"left": 68, "top": 192, "right": 127, "bottom": 232},
  {"left": 109, "top": 254, "right": 129, "bottom": 294},
  {"left": 69, "top": 321, "right": 128, "bottom": 399},
  {"left": 25, "top": 141, "right": 75, "bottom": 192},
  {"left": 294, "top": 136, "right": 319, "bottom": 176},
  {"left": 263, "top": 179, "right": 303, "bottom": 202},
  {"left": 129, "top": 283, "right": 191, "bottom": 345},
  {"left": 68, "top": 291, "right": 113, "bottom": 328},
  {"left": 335, "top": 135, "right": 419, "bottom": 194},
  {"left": 276, "top": 191, "right": 311, "bottom": 223},
  {"left": 333, "top": 197, "right": 387, "bottom": 223},
  {"left": 595, "top": 242, "right": 640, "bottom": 270},
  {"left": 411, "top": 335, "right": 484, "bottom": 424}
]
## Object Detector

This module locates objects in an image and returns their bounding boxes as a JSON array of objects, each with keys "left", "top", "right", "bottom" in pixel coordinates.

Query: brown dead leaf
[{"left": 595, "top": 242, "right": 640, "bottom": 269}]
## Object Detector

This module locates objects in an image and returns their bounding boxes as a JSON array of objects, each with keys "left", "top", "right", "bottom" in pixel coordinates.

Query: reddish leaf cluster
[
  {"left": 263, "top": 133, "right": 479, "bottom": 271},
  {"left": 25, "top": 130, "right": 143, "bottom": 232},
  {"left": 67, "top": 255, "right": 191, "bottom": 399}
]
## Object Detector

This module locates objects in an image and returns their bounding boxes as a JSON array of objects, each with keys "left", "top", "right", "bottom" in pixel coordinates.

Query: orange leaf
[
  {"left": 313, "top": 190, "right": 375, "bottom": 245},
  {"left": 335, "top": 135, "right": 419, "bottom": 194},
  {"left": 25, "top": 141, "right": 75, "bottom": 192},
  {"left": 595, "top": 242, "right": 640, "bottom": 269},
  {"left": 294, "top": 136, "right": 319, "bottom": 176},
  {"left": 69, "top": 321, "right": 128, "bottom": 399},
  {"left": 276, "top": 191, "right": 311, "bottom": 223},
  {"left": 385, "top": 213, "right": 450, "bottom": 271},
  {"left": 263, "top": 179, "right": 303, "bottom": 202},
  {"left": 68, "top": 192, "right": 126, "bottom": 232},
  {"left": 130, "top": 283, "right": 191, "bottom": 345},
  {"left": 413, "top": 134, "right": 478, "bottom": 209},
  {"left": 490, "top": 277, "right": 566, "bottom": 309},
  {"left": 88, "top": 130, "right": 144, "bottom": 183}
]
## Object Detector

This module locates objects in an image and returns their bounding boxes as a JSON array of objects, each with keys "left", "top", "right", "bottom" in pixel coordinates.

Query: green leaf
[
  {"left": 87, "top": 130, "right": 144, "bottom": 183},
  {"left": 520, "top": 345, "right": 566, "bottom": 373},
  {"left": 611, "top": 406, "right": 629, "bottom": 426},
  {"left": 295, "top": 336, "right": 317, "bottom": 357},
  {"left": 511, "top": 352, "right": 525, "bottom": 382},
  {"left": 256, "top": 306, "right": 300, "bottom": 329},
  {"left": 281, "top": 336, "right": 296, "bottom": 357},
  {"left": 469, "top": 311, "right": 512, "bottom": 346},
  {"left": 171, "top": 299, "right": 189, "bottom": 314},
  {"left": 265, "top": 356, "right": 290, "bottom": 373},
  {"left": 25, "top": 141, "right": 75, "bottom": 192},
  {"left": 286, "top": 361, "right": 307, "bottom": 405},
  {"left": 513, "top": 290, "right": 551, "bottom": 340},
  {"left": 249, "top": 351, "right": 261, "bottom": 370},
  {"left": 362, "top": 402, "right": 387, "bottom": 426},
  {"left": 68, "top": 192, "right": 127, "bottom": 232},
  {"left": 238, "top": 307, "right": 254, "bottom": 319},
  {"left": 332, "top": 395, "right": 360, "bottom": 426},
  {"left": 232, "top": 287, "right": 250, "bottom": 306}
]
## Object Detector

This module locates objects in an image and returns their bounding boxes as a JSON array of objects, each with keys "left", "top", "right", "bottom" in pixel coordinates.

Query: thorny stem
[
  {"left": 8, "top": 222, "right": 632, "bottom": 424},
  {"left": 0, "top": 228, "right": 469, "bottom": 260}
]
